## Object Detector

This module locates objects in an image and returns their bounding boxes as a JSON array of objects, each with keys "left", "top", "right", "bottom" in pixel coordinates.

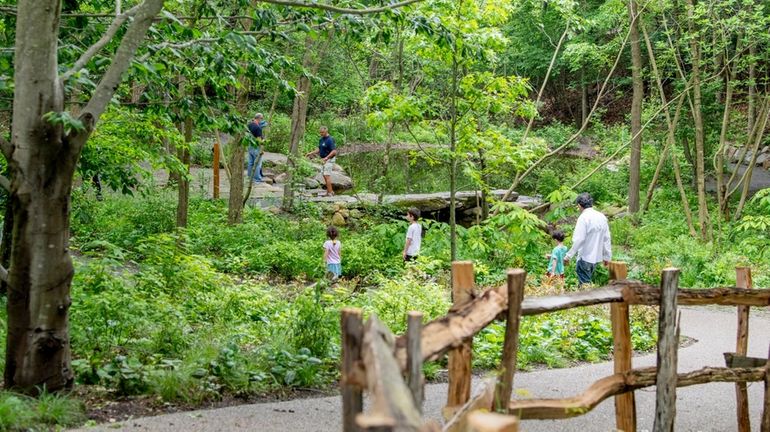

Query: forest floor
[{"left": 69, "top": 306, "right": 770, "bottom": 432}]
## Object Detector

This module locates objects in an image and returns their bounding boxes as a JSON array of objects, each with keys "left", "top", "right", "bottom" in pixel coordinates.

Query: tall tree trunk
[
  {"left": 5, "top": 0, "right": 163, "bottom": 392},
  {"left": 715, "top": 37, "right": 741, "bottom": 218},
  {"left": 748, "top": 44, "right": 756, "bottom": 135},
  {"left": 380, "top": 124, "right": 394, "bottom": 203},
  {"left": 177, "top": 116, "right": 192, "bottom": 227},
  {"left": 442, "top": 25, "right": 462, "bottom": 264},
  {"left": 283, "top": 35, "right": 316, "bottom": 211},
  {"left": 627, "top": 0, "right": 643, "bottom": 214},
  {"left": 228, "top": 135, "right": 245, "bottom": 225},
  {"left": 581, "top": 68, "right": 588, "bottom": 127},
  {"left": 685, "top": 0, "right": 711, "bottom": 241}
]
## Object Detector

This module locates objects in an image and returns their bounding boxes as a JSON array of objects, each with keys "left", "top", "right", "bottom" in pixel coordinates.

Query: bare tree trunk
[
  {"left": 380, "top": 124, "right": 394, "bottom": 203},
  {"left": 177, "top": 116, "right": 192, "bottom": 227},
  {"left": 715, "top": 37, "right": 742, "bottom": 218},
  {"left": 5, "top": 0, "right": 163, "bottom": 393},
  {"left": 627, "top": 0, "right": 643, "bottom": 214},
  {"left": 444, "top": 31, "right": 463, "bottom": 262},
  {"left": 581, "top": 68, "right": 588, "bottom": 127},
  {"left": 686, "top": 0, "right": 711, "bottom": 241},
  {"left": 734, "top": 98, "right": 770, "bottom": 220},
  {"left": 283, "top": 35, "right": 316, "bottom": 211},
  {"left": 748, "top": 44, "right": 756, "bottom": 135},
  {"left": 228, "top": 135, "right": 246, "bottom": 225}
]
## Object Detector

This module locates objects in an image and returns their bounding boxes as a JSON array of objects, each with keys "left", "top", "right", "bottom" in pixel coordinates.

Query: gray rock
[
  {"left": 755, "top": 153, "right": 768, "bottom": 166},
  {"left": 274, "top": 173, "right": 288, "bottom": 183},
  {"left": 312, "top": 172, "right": 354, "bottom": 192}
]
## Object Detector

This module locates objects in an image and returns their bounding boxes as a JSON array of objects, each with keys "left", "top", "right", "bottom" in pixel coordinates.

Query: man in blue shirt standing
[
  {"left": 246, "top": 113, "right": 266, "bottom": 183},
  {"left": 305, "top": 126, "right": 338, "bottom": 196}
]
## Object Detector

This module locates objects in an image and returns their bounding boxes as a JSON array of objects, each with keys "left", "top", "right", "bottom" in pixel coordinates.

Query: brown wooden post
[
  {"left": 653, "top": 268, "right": 680, "bottom": 432},
  {"left": 213, "top": 140, "right": 220, "bottom": 199},
  {"left": 609, "top": 261, "right": 636, "bottom": 432},
  {"left": 445, "top": 261, "right": 475, "bottom": 420},
  {"left": 494, "top": 269, "right": 526, "bottom": 413},
  {"left": 762, "top": 344, "right": 770, "bottom": 432},
  {"left": 406, "top": 311, "right": 424, "bottom": 413},
  {"left": 736, "top": 266, "right": 752, "bottom": 432},
  {"left": 468, "top": 411, "right": 519, "bottom": 432},
  {"left": 342, "top": 308, "right": 364, "bottom": 432}
]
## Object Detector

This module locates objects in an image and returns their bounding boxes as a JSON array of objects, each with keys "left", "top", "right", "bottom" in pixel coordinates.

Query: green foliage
[
  {"left": 80, "top": 107, "right": 186, "bottom": 196},
  {"left": 0, "top": 391, "right": 85, "bottom": 431}
]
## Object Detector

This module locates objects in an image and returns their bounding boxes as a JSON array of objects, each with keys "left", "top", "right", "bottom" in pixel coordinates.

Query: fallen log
[{"left": 508, "top": 366, "right": 765, "bottom": 420}]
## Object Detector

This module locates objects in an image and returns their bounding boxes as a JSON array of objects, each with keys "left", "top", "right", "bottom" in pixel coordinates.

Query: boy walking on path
[
  {"left": 403, "top": 207, "right": 422, "bottom": 262},
  {"left": 564, "top": 192, "right": 612, "bottom": 287},
  {"left": 323, "top": 226, "right": 342, "bottom": 280},
  {"left": 305, "top": 126, "right": 338, "bottom": 196},
  {"left": 546, "top": 230, "right": 568, "bottom": 278},
  {"left": 246, "top": 113, "right": 266, "bottom": 183}
]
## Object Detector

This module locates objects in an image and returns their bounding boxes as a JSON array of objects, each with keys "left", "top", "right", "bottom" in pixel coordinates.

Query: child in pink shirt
[{"left": 323, "top": 226, "right": 342, "bottom": 280}]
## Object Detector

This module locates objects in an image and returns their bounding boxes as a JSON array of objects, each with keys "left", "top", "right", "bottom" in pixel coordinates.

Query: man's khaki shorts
[{"left": 322, "top": 157, "right": 336, "bottom": 176}]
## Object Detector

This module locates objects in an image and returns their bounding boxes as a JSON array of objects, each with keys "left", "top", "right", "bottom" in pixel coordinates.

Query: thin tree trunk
[
  {"left": 627, "top": 0, "right": 643, "bottom": 214},
  {"left": 734, "top": 97, "right": 770, "bottom": 220},
  {"left": 449, "top": 44, "right": 459, "bottom": 262},
  {"left": 380, "top": 124, "right": 394, "bottom": 203},
  {"left": 177, "top": 116, "right": 192, "bottom": 227},
  {"left": 581, "top": 68, "right": 588, "bottom": 127},
  {"left": 715, "top": 37, "right": 742, "bottom": 218},
  {"left": 283, "top": 35, "right": 316, "bottom": 211},
  {"left": 748, "top": 44, "right": 756, "bottom": 135},
  {"left": 228, "top": 134, "right": 246, "bottom": 225},
  {"left": 686, "top": 0, "right": 711, "bottom": 241}
]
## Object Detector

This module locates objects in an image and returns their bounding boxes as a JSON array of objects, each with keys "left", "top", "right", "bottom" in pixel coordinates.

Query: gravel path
[{"left": 71, "top": 306, "right": 770, "bottom": 432}]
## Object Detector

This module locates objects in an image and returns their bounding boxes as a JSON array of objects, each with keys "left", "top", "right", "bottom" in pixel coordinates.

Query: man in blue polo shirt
[
  {"left": 246, "top": 113, "right": 266, "bottom": 183},
  {"left": 305, "top": 126, "right": 338, "bottom": 196}
]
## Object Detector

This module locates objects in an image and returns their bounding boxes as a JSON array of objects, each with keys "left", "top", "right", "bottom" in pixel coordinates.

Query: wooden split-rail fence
[{"left": 339, "top": 261, "right": 770, "bottom": 432}]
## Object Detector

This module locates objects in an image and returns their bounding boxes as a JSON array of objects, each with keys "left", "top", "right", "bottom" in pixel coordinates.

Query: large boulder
[{"left": 312, "top": 171, "right": 354, "bottom": 192}]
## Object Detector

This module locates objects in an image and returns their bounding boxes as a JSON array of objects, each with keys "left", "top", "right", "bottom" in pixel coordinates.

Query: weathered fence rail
[{"left": 341, "top": 262, "right": 770, "bottom": 432}]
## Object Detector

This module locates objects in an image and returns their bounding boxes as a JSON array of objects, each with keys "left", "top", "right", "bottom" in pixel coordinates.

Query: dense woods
[{"left": 0, "top": 0, "right": 768, "bottom": 428}]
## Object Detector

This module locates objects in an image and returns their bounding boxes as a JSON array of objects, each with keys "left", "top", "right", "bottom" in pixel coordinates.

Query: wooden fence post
[
  {"left": 445, "top": 261, "right": 475, "bottom": 420},
  {"left": 494, "top": 269, "right": 526, "bottom": 413},
  {"left": 736, "top": 266, "right": 752, "bottom": 432},
  {"left": 468, "top": 411, "right": 520, "bottom": 432},
  {"left": 213, "top": 140, "right": 220, "bottom": 199},
  {"left": 342, "top": 308, "right": 364, "bottom": 432},
  {"left": 762, "top": 343, "right": 770, "bottom": 432},
  {"left": 609, "top": 261, "right": 636, "bottom": 432},
  {"left": 406, "top": 311, "right": 424, "bottom": 413},
  {"left": 653, "top": 268, "right": 680, "bottom": 432}
]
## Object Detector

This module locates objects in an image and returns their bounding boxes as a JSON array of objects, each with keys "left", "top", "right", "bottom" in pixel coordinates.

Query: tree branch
[
  {"left": 60, "top": 5, "right": 141, "bottom": 82},
  {"left": 80, "top": 0, "right": 165, "bottom": 135},
  {"left": 255, "top": 0, "right": 424, "bottom": 15}
]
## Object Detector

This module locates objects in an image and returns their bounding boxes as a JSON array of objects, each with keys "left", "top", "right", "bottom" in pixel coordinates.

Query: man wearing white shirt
[{"left": 564, "top": 193, "right": 612, "bottom": 286}]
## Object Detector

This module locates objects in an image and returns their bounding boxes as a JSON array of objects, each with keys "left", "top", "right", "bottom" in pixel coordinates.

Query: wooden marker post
[
  {"left": 342, "top": 308, "right": 364, "bottom": 432},
  {"left": 735, "top": 267, "right": 752, "bottom": 432},
  {"left": 406, "top": 311, "right": 424, "bottom": 412},
  {"left": 445, "top": 261, "right": 475, "bottom": 420},
  {"left": 494, "top": 269, "right": 526, "bottom": 413},
  {"left": 608, "top": 261, "right": 636, "bottom": 432},
  {"left": 653, "top": 268, "right": 680, "bottom": 432},
  {"left": 213, "top": 140, "right": 220, "bottom": 199}
]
